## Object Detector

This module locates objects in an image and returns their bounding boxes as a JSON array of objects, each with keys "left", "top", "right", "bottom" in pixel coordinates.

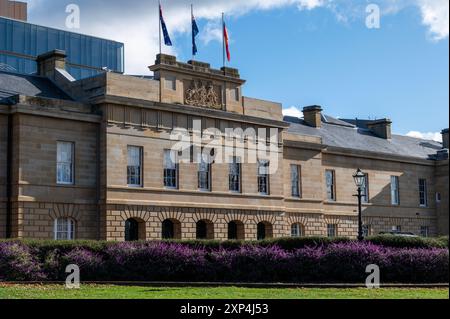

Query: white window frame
[
  {"left": 56, "top": 141, "right": 74, "bottom": 185},
  {"left": 291, "top": 165, "right": 301, "bottom": 198},
  {"left": 54, "top": 218, "right": 75, "bottom": 240},
  {"left": 327, "top": 224, "right": 337, "bottom": 238},
  {"left": 362, "top": 173, "right": 369, "bottom": 203},
  {"left": 198, "top": 153, "right": 212, "bottom": 192},
  {"left": 362, "top": 224, "right": 371, "bottom": 237},
  {"left": 419, "top": 178, "right": 428, "bottom": 207},
  {"left": 229, "top": 156, "right": 241, "bottom": 193},
  {"left": 164, "top": 149, "right": 178, "bottom": 189},
  {"left": 127, "top": 146, "right": 143, "bottom": 187},
  {"left": 257, "top": 160, "right": 270, "bottom": 195},
  {"left": 391, "top": 176, "right": 400, "bottom": 205},
  {"left": 325, "top": 170, "right": 335, "bottom": 201},
  {"left": 291, "top": 223, "right": 304, "bottom": 237}
]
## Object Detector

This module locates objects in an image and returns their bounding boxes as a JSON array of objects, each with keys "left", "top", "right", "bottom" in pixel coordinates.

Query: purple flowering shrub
[
  {"left": 60, "top": 248, "right": 104, "bottom": 281},
  {"left": 103, "top": 242, "right": 214, "bottom": 281},
  {"left": 0, "top": 241, "right": 448, "bottom": 283},
  {"left": 0, "top": 242, "right": 45, "bottom": 281}
]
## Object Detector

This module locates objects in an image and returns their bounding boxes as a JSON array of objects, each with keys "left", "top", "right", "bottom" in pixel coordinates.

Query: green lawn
[{"left": 0, "top": 284, "right": 448, "bottom": 299}]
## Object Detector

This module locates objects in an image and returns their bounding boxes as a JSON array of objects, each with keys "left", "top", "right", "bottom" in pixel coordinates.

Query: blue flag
[
  {"left": 159, "top": 4, "right": 172, "bottom": 46},
  {"left": 192, "top": 13, "right": 199, "bottom": 55}
]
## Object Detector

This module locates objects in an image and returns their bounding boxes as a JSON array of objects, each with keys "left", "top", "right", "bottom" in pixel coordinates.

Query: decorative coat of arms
[{"left": 185, "top": 80, "right": 221, "bottom": 110}]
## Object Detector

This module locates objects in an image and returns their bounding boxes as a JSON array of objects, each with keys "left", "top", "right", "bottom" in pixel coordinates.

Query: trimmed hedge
[
  {"left": 2, "top": 235, "right": 446, "bottom": 252},
  {"left": 0, "top": 240, "right": 448, "bottom": 283}
]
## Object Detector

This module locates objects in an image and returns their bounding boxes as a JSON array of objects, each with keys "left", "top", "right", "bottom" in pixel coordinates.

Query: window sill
[
  {"left": 164, "top": 187, "right": 179, "bottom": 191},
  {"left": 56, "top": 183, "right": 75, "bottom": 186}
]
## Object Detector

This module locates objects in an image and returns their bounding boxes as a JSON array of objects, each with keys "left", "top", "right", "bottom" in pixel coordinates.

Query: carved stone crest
[{"left": 185, "top": 80, "right": 221, "bottom": 110}]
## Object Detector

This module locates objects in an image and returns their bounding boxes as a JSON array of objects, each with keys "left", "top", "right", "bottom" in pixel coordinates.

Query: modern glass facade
[{"left": 0, "top": 16, "right": 124, "bottom": 79}]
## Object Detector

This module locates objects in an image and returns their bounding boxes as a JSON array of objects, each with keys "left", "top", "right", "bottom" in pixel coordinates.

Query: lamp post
[{"left": 353, "top": 168, "right": 366, "bottom": 241}]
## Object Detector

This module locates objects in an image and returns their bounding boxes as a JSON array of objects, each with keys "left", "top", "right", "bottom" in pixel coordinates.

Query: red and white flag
[{"left": 223, "top": 21, "right": 231, "bottom": 62}]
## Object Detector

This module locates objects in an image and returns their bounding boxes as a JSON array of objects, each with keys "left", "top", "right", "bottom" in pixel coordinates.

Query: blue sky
[{"left": 27, "top": 0, "right": 449, "bottom": 139}]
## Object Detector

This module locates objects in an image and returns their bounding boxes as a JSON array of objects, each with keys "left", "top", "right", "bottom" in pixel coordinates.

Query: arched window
[
  {"left": 54, "top": 218, "right": 75, "bottom": 240},
  {"left": 162, "top": 219, "right": 175, "bottom": 239},
  {"left": 291, "top": 223, "right": 305, "bottom": 237},
  {"left": 228, "top": 221, "right": 238, "bottom": 240},
  {"left": 162, "top": 219, "right": 182, "bottom": 239},
  {"left": 228, "top": 221, "right": 245, "bottom": 240},
  {"left": 196, "top": 220, "right": 214, "bottom": 240},
  {"left": 125, "top": 218, "right": 146, "bottom": 241},
  {"left": 257, "top": 222, "right": 273, "bottom": 240}
]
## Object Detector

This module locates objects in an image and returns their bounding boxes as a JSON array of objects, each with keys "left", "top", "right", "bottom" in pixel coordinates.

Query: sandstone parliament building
[{"left": 0, "top": 8, "right": 448, "bottom": 241}]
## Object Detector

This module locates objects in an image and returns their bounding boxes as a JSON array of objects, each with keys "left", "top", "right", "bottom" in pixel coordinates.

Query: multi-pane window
[
  {"left": 57, "top": 142, "right": 74, "bottom": 185},
  {"left": 420, "top": 226, "right": 429, "bottom": 238},
  {"left": 127, "top": 146, "right": 142, "bottom": 187},
  {"left": 362, "top": 225, "right": 371, "bottom": 237},
  {"left": 392, "top": 225, "right": 401, "bottom": 232},
  {"left": 391, "top": 176, "right": 400, "bottom": 205},
  {"left": 327, "top": 224, "right": 337, "bottom": 238},
  {"left": 362, "top": 174, "right": 369, "bottom": 203},
  {"left": 257, "top": 160, "right": 270, "bottom": 195},
  {"left": 291, "top": 165, "right": 301, "bottom": 198},
  {"left": 164, "top": 150, "right": 178, "bottom": 189},
  {"left": 419, "top": 178, "right": 428, "bottom": 207},
  {"left": 229, "top": 157, "right": 241, "bottom": 193},
  {"left": 291, "top": 223, "right": 304, "bottom": 237},
  {"left": 198, "top": 154, "right": 211, "bottom": 191},
  {"left": 325, "top": 170, "right": 335, "bottom": 201},
  {"left": 54, "top": 218, "right": 75, "bottom": 240}
]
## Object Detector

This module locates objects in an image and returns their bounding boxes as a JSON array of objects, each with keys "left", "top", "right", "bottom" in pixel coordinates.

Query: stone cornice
[
  {"left": 4, "top": 94, "right": 101, "bottom": 123},
  {"left": 91, "top": 94, "right": 290, "bottom": 128}
]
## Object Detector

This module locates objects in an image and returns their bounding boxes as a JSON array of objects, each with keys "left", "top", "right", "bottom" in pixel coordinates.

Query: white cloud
[
  {"left": 200, "top": 21, "right": 224, "bottom": 45},
  {"left": 283, "top": 106, "right": 303, "bottom": 118},
  {"left": 416, "top": 0, "right": 449, "bottom": 41},
  {"left": 26, "top": 0, "right": 448, "bottom": 75},
  {"left": 406, "top": 131, "right": 442, "bottom": 142}
]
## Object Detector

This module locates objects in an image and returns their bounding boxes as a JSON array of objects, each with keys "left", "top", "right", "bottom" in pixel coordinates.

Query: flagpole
[
  {"left": 191, "top": 4, "right": 194, "bottom": 62},
  {"left": 222, "top": 12, "right": 225, "bottom": 71},
  {"left": 222, "top": 12, "right": 226, "bottom": 110},
  {"left": 159, "top": 0, "right": 162, "bottom": 56},
  {"left": 158, "top": 0, "right": 162, "bottom": 103}
]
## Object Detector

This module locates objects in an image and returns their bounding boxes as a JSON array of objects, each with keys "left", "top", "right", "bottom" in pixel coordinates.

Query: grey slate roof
[
  {"left": 284, "top": 115, "right": 443, "bottom": 160},
  {"left": 0, "top": 70, "right": 71, "bottom": 103}
]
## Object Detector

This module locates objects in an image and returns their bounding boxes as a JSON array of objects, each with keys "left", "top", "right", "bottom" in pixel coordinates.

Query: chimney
[
  {"left": 367, "top": 119, "right": 392, "bottom": 139},
  {"left": 302, "top": 105, "right": 323, "bottom": 128},
  {"left": 442, "top": 129, "right": 449, "bottom": 149},
  {"left": 36, "top": 50, "right": 67, "bottom": 80}
]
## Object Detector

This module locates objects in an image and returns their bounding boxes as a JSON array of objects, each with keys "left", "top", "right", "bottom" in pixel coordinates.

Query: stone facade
[{"left": 0, "top": 52, "right": 448, "bottom": 241}]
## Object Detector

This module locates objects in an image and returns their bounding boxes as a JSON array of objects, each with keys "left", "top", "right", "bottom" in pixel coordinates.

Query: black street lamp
[{"left": 353, "top": 168, "right": 366, "bottom": 241}]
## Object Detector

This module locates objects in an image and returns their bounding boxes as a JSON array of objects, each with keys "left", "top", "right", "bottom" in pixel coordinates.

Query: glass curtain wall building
[{"left": 0, "top": 16, "right": 124, "bottom": 79}]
